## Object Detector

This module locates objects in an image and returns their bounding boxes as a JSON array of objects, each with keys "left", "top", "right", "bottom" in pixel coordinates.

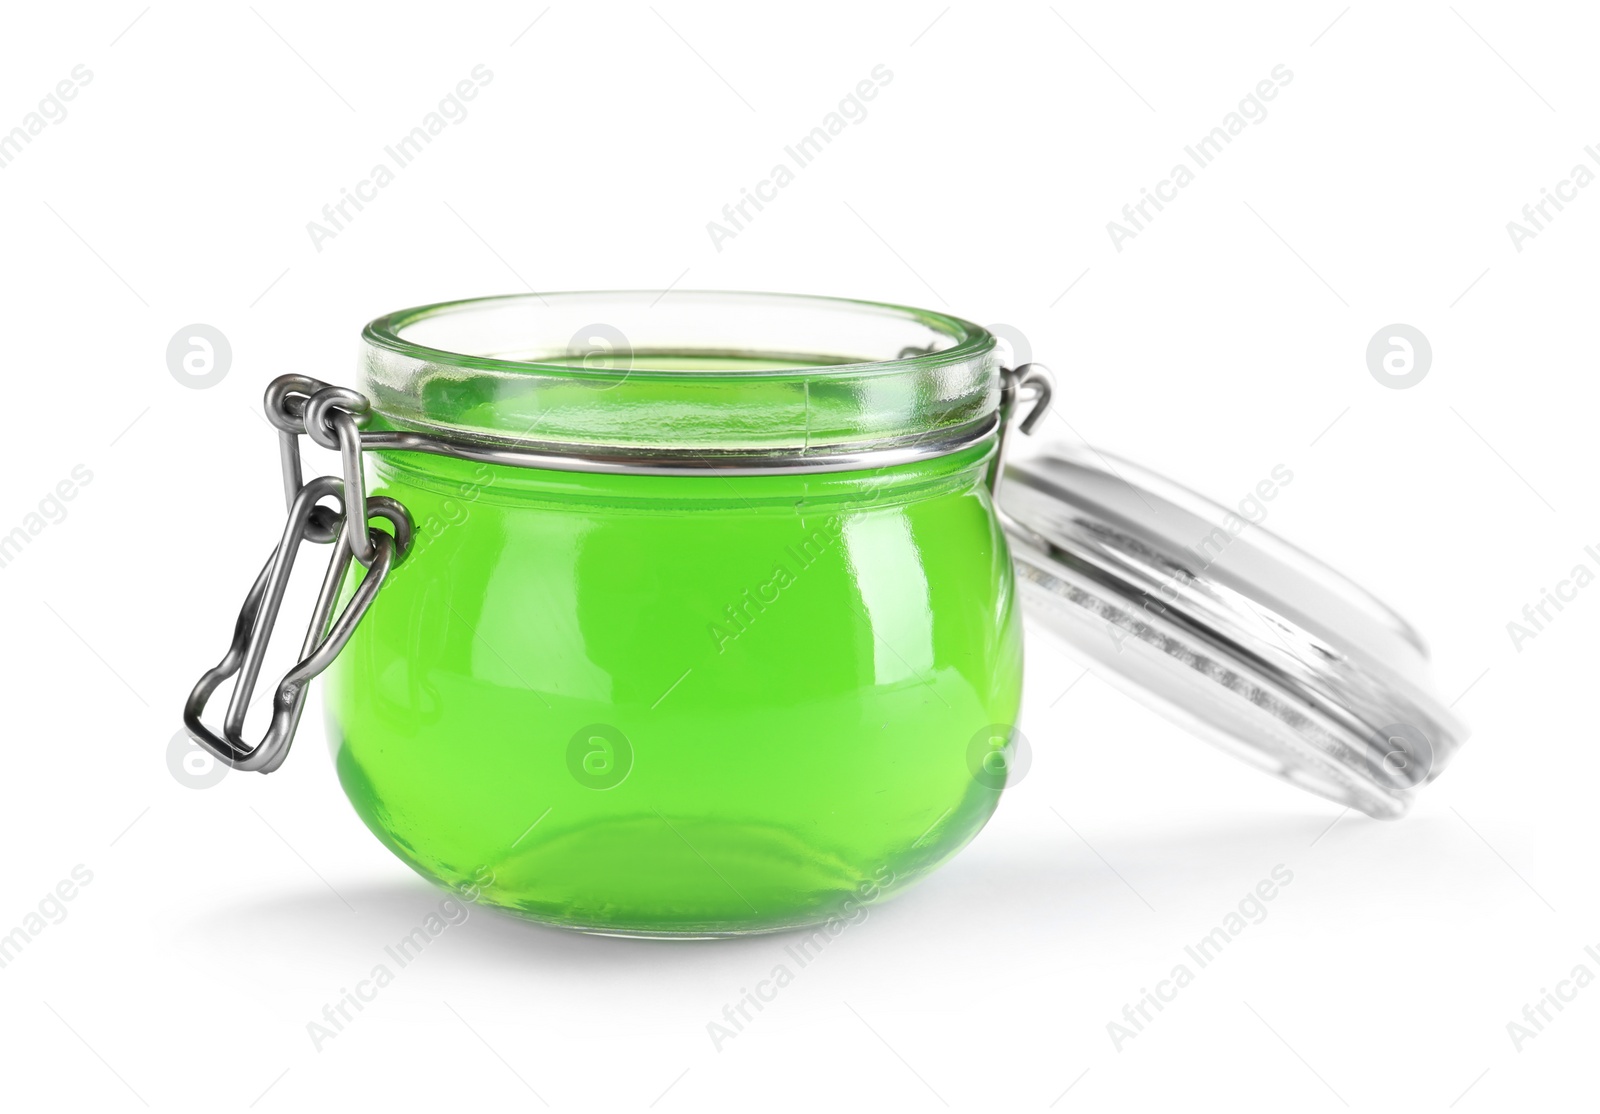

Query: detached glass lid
[{"left": 1000, "top": 446, "right": 1468, "bottom": 819}]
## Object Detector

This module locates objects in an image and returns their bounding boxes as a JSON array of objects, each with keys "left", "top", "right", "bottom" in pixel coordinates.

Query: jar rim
[
  {"left": 362, "top": 290, "right": 996, "bottom": 380},
  {"left": 355, "top": 291, "right": 1006, "bottom": 466}
]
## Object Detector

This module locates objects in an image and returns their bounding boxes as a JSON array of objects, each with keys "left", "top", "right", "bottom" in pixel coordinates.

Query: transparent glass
[
  {"left": 358, "top": 290, "right": 1001, "bottom": 456},
  {"left": 325, "top": 292, "right": 1024, "bottom": 936}
]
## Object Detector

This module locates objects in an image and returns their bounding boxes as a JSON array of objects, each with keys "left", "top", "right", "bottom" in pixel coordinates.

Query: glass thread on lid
[{"left": 1001, "top": 446, "right": 1468, "bottom": 819}]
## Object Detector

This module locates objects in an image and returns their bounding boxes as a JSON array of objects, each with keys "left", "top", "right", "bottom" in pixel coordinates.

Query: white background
[{"left": 0, "top": 1, "right": 1594, "bottom": 1110}]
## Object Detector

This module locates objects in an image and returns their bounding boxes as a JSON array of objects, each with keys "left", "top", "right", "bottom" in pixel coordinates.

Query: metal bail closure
[
  {"left": 1000, "top": 446, "right": 1468, "bottom": 820},
  {"left": 184, "top": 475, "right": 412, "bottom": 773},
  {"left": 989, "top": 363, "right": 1054, "bottom": 495}
]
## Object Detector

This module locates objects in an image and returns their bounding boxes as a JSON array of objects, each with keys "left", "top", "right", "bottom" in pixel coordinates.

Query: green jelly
[{"left": 323, "top": 293, "right": 1028, "bottom": 936}]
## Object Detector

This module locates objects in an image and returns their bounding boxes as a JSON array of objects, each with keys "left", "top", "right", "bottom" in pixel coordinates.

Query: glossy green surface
[{"left": 325, "top": 435, "right": 1023, "bottom": 936}]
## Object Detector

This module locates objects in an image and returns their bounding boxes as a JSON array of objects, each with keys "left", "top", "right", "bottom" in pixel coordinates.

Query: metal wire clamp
[{"left": 183, "top": 382, "right": 414, "bottom": 773}]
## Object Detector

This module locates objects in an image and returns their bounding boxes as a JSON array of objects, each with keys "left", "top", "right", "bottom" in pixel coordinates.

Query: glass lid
[{"left": 1000, "top": 446, "right": 1468, "bottom": 819}]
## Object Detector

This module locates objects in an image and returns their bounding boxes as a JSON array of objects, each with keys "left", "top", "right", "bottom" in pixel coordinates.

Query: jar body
[{"left": 325, "top": 443, "right": 1023, "bottom": 936}]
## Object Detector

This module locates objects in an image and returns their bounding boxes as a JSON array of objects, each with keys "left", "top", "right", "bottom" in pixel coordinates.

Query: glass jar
[
  {"left": 185, "top": 290, "right": 1470, "bottom": 939},
  {"left": 338, "top": 292, "right": 1031, "bottom": 936}
]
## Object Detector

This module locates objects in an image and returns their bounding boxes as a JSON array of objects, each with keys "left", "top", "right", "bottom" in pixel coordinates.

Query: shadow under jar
[{"left": 327, "top": 292, "right": 1031, "bottom": 937}]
